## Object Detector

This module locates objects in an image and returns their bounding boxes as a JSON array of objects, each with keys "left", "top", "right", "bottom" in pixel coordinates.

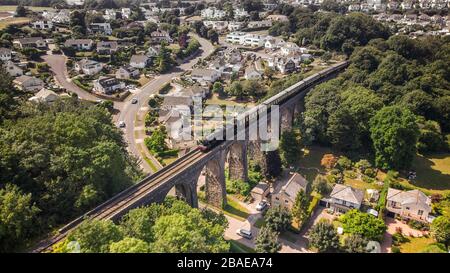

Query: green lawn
[
  {"left": 344, "top": 177, "right": 382, "bottom": 191},
  {"left": 223, "top": 196, "right": 250, "bottom": 221},
  {"left": 398, "top": 236, "right": 435, "bottom": 253},
  {"left": 228, "top": 240, "right": 255, "bottom": 253},
  {"left": 296, "top": 145, "right": 334, "bottom": 182}
]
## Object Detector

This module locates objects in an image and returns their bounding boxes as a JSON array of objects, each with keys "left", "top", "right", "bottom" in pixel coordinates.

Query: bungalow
[
  {"left": 14, "top": 37, "right": 47, "bottom": 49},
  {"left": 3, "top": 61, "right": 23, "bottom": 77},
  {"left": 89, "top": 23, "right": 113, "bottom": 35},
  {"left": 28, "top": 88, "right": 59, "bottom": 103},
  {"left": 75, "top": 59, "right": 104, "bottom": 75},
  {"left": 116, "top": 65, "right": 140, "bottom": 80},
  {"left": 13, "top": 75, "right": 44, "bottom": 93},
  {"left": 96, "top": 41, "right": 119, "bottom": 55},
  {"left": 386, "top": 188, "right": 432, "bottom": 223},
  {"left": 150, "top": 30, "right": 173, "bottom": 44},
  {"left": 93, "top": 76, "right": 125, "bottom": 95},
  {"left": 191, "top": 68, "right": 221, "bottom": 84},
  {"left": 272, "top": 173, "right": 309, "bottom": 210},
  {"left": 0, "top": 47, "right": 12, "bottom": 61},
  {"left": 264, "top": 37, "right": 285, "bottom": 50},
  {"left": 130, "top": 54, "right": 149, "bottom": 69},
  {"left": 31, "top": 20, "right": 53, "bottom": 30},
  {"left": 64, "top": 39, "right": 94, "bottom": 51},
  {"left": 328, "top": 184, "right": 364, "bottom": 214},
  {"left": 251, "top": 182, "right": 270, "bottom": 202}
]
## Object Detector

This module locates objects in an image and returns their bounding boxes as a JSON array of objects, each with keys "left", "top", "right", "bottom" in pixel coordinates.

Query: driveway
[{"left": 381, "top": 217, "right": 429, "bottom": 253}]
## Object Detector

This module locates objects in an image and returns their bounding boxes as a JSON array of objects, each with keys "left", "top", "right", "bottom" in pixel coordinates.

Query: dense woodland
[{"left": 297, "top": 35, "right": 450, "bottom": 170}]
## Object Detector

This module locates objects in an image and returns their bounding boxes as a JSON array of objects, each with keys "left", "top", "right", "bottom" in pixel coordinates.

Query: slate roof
[
  {"left": 330, "top": 184, "right": 364, "bottom": 205},
  {"left": 387, "top": 188, "right": 431, "bottom": 210}
]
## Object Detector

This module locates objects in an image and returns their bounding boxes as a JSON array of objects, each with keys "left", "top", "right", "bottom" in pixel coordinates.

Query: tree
[
  {"left": 343, "top": 234, "right": 368, "bottom": 253},
  {"left": 225, "top": 81, "right": 244, "bottom": 99},
  {"left": 15, "top": 5, "right": 28, "bottom": 17},
  {"left": 312, "top": 175, "right": 332, "bottom": 195},
  {"left": 430, "top": 216, "right": 450, "bottom": 248},
  {"left": 207, "top": 29, "right": 219, "bottom": 44},
  {"left": 119, "top": 204, "right": 165, "bottom": 242},
  {"left": 339, "top": 210, "right": 386, "bottom": 241},
  {"left": 369, "top": 106, "right": 419, "bottom": 170},
  {"left": 308, "top": 220, "right": 340, "bottom": 253},
  {"left": 264, "top": 150, "right": 282, "bottom": 178},
  {"left": 151, "top": 210, "right": 229, "bottom": 253},
  {"left": 264, "top": 206, "right": 292, "bottom": 232},
  {"left": 255, "top": 226, "right": 281, "bottom": 253},
  {"left": 0, "top": 184, "right": 39, "bottom": 252},
  {"left": 291, "top": 190, "right": 310, "bottom": 226},
  {"left": 0, "top": 65, "right": 19, "bottom": 123},
  {"left": 212, "top": 81, "right": 224, "bottom": 97},
  {"left": 155, "top": 44, "right": 174, "bottom": 73},
  {"left": 279, "top": 130, "right": 302, "bottom": 166},
  {"left": 109, "top": 237, "right": 151, "bottom": 253},
  {"left": 64, "top": 219, "right": 123, "bottom": 253},
  {"left": 144, "top": 126, "right": 168, "bottom": 154}
]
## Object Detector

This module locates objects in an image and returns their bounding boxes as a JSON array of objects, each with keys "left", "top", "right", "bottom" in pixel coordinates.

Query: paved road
[
  {"left": 118, "top": 33, "right": 215, "bottom": 173},
  {"left": 44, "top": 34, "right": 215, "bottom": 173}
]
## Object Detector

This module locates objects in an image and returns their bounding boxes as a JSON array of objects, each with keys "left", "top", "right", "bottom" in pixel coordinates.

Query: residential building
[
  {"left": 13, "top": 75, "right": 44, "bottom": 92},
  {"left": 14, "top": 37, "right": 47, "bottom": 49},
  {"left": 234, "top": 8, "right": 249, "bottom": 19},
  {"left": 244, "top": 65, "right": 262, "bottom": 80},
  {"left": 243, "top": 34, "right": 266, "bottom": 47},
  {"left": 251, "top": 182, "right": 270, "bottom": 202},
  {"left": 228, "top": 21, "right": 246, "bottom": 31},
  {"left": 226, "top": 32, "right": 247, "bottom": 44},
  {"left": 96, "top": 41, "right": 119, "bottom": 55},
  {"left": 150, "top": 30, "right": 173, "bottom": 43},
  {"left": 0, "top": 47, "right": 12, "bottom": 61},
  {"left": 386, "top": 188, "right": 432, "bottom": 223},
  {"left": 28, "top": 88, "right": 59, "bottom": 103},
  {"left": 267, "top": 56, "right": 296, "bottom": 74},
  {"left": 272, "top": 173, "right": 309, "bottom": 210},
  {"left": 75, "top": 59, "right": 104, "bottom": 75},
  {"left": 266, "top": 14, "right": 289, "bottom": 22},
  {"left": 280, "top": 42, "right": 301, "bottom": 55},
  {"left": 191, "top": 68, "right": 221, "bottom": 84},
  {"left": 64, "top": 39, "right": 94, "bottom": 51},
  {"left": 147, "top": 45, "right": 161, "bottom": 57},
  {"left": 264, "top": 37, "right": 285, "bottom": 49},
  {"left": 130, "top": 54, "right": 149, "bottom": 69},
  {"left": 89, "top": 23, "right": 113, "bottom": 35},
  {"left": 3, "top": 61, "right": 23, "bottom": 77},
  {"left": 116, "top": 65, "right": 140, "bottom": 80},
  {"left": 93, "top": 76, "right": 125, "bottom": 94},
  {"left": 201, "top": 7, "right": 226, "bottom": 20},
  {"left": 103, "top": 9, "right": 117, "bottom": 21},
  {"left": 31, "top": 20, "right": 53, "bottom": 30},
  {"left": 329, "top": 184, "right": 364, "bottom": 214},
  {"left": 121, "top": 8, "right": 132, "bottom": 19},
  {"left": 247, "top": 20, "right": 273, "bottom": 29}
]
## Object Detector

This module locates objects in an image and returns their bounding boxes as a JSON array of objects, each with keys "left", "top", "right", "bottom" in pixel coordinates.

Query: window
[
  {"left": 418, "top": 210, "right": 424, "bottom": 216},
  {"left": 406, "top": 207, "right": 410, "bottom": 210}
]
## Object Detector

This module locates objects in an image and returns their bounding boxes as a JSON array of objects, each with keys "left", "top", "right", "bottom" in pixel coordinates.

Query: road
[{"left": 44, "top": 34, "right": 215, "bottom": 173}]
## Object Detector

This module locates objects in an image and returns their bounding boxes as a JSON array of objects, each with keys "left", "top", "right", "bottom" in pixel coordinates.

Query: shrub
[
  {"left": 391, "top": 246, "right": 401, "bottom": 253},
  {"left": 392, "top": 232, "right": 409, "bottom": 246},
  {"left": 355, "top": 159, "right": 372, "bottom": 172},
  {"left": 364, "top": 168, "right": 376, "bottom": 178},
  {"left": 226, "top": 179, "right": 251, "bottom": 196},
  {"left": 408, "top": 220, "right": 429, "bottom": 231},
  {"left": 336, "top": 156, "right": 352, "bottom": 170}
]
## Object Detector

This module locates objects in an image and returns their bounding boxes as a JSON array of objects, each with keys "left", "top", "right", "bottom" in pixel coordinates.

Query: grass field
[
  {"left": 228, "top": 240, "right": 255, "bottom": 253},
  {"left": 398, "top": 236, "right": 435, "bottom": 253},
  {"left": 0, "top": 6, "right": 54, "bottom": 12},
  {"left": 405, "top": 153, "right": 450, "bottom": 194},
  {"left": 223, "top": 196, "right": 250, "bottom": 221},
  {"left": 296, "top": 145, "right": 334, "bottom": 182},
  {"left": 0, "top": 17, "right": 30, "bottom": 30}
]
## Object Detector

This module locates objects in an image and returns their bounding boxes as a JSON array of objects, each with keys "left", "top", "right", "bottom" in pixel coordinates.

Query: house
[
  {"left": 272, "top": 173, "right": 309, "bottom": 210},
  {"left": 386, "top": 188, "right": 432, "bottom": 223},
  {"left": 75, "top": 59, "right": 104, "bottom": 75},
  {"left": 264, "top": 37, "right": 285, "bottom": 50},
  {"left": 251, "top": 182, "right": 270, "bottom": 202},
  {"left": 147, "top": 45, "right": 161, "bottom": 58},
  {"left": 267, "top": 56, "right": 296, "bottom": 74},
  {"left": 3, "top": 61, "right": 23, "bottom": 77},
  {"left": 13, "top": 75, "right": 44, "bottom": 92},
  {"left": 161, "top": 96, "right": 194, "bottom": 110},
  {"left": 329, "top": 184, "right": 364, "bottom": 214},
  {"left": 93, "top": 76, "right": 125, "bottom": 94},
  {"left": 116, "top": 65, "right": 140, "bottom": 80},
  {"left": 64, "top": 39, "right": 94, "bottom": 51},
  {"left": 200, "top": 7, "right": 226, "bottom": 20},
  {"left": 121, "top": 8, "right": 132, "bottom": 19},
  {"left": 28, "top": 88, "right": 59, "bottom": 103},
  {"left": 243, "top": 34, "right": 266, "bottom": 47},
  {"left": 159, "top": 106, "right": 195, "bottom": 150},
  {"left": 266, "top": 14, "right": 289, "bottom": 22},
  {"left": 0, "top": 47, "right": 12, "bottom": 61},
  {"left": 96, "top": 41, "right": 119, "bottom": 55},
  {"left": 103, "top": 9, "right": 117, "bottom": 21},
  {"left": 31, "top": 20, "right": 53, "bottom": 30},
  {"left": 247, "top": 20, "right": 273, "bottom": 29},
  {"left": 14, "top": 37, "right": 47, "bottom": 49},
  {"left": 226, "top": 32, "right": 247, "bottom": 44},
  {"left": 228, "top": 21, "right": 246, "bottom": 31},
  {"left": 177, "top": 85, "right": 209, "bottom": 99},
  {"left": 224, "top": 48, "right": 242, "bottom": 64},
  {"left": 244, "top": 65, "right": 262, "bottom": 80},
  {"left": 203, "top": 21, "right": 229, "bottom": 33},
  {"left": 130, "top": 54, "right": 149, "bottom": 69},
  {"left": 234, "top": 8, "right": 249, "bottom": 19},
  {"left": 280, "top": 42, "right": 301, "bottom": 56},
  {"left": 209, "top": 58, "right": 226, "bottom": 73},
  {"left": 150, "top": 30, "right": 173, "bottom": 44},
  {"left": 89, "top": 23, "right": 113, "bottom": 35},
  {"left": 191, "top": 69, "right": 221, "bottom": 84}
]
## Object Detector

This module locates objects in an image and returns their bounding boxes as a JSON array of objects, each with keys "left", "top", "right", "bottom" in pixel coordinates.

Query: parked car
[
  {"left": 256, "top": 200, "right": 268, "bottom": 211},
  {"left": 236, "top": 229, "right": 252, "bottom": 239},
  {"left": 118, "top": 121, "right": 126, "bottom": 128},
  {"left": 131, "top": 98, "right": 138, "bottom": 104}
]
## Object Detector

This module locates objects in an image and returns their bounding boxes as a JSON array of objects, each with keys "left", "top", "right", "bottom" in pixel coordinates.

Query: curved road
[{"left": 45, "top": 34, "right": 215, "bottom": 173}]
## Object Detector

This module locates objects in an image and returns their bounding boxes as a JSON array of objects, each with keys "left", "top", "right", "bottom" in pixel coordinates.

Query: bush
[
  {"left": 391, "top": 246, "right": 401, "bottom": 253},
  {"left": 336, "top": 156, "right": 352, "bottom": 170},
  {"left": 226, "top": 179, "right": 251, "bottom": 196},
  {"left": 392, "top": 232, "right": 409, "bottom": 246},
  {"left": 355, "top": 159, "right": 372, "bottom": 172},
  {"left": 408, "top": 220, "right": 429, "bottom": 231},
  {"left": 363, "top": 168, "right": 377, "bottom": 178}
]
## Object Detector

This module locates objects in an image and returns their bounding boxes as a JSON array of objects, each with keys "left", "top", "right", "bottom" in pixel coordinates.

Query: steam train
[{"left": 197, "top": 61, "right": 349, "bottom": 152}]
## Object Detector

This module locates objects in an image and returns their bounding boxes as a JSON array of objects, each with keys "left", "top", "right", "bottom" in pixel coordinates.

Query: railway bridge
[{"left": 34, "top": 61, "right": 349, "bottom": 252}]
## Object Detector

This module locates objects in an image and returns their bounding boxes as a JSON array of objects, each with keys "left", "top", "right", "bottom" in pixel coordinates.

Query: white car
[
  {"left": 118, "top": 121, "right": 126, "bottom": 128},
  {"left": 236, "top": 229, "right": 252, "bottom": 239},
  {"left": 256, "top": 200, "right": 269, "bottom": 211}
]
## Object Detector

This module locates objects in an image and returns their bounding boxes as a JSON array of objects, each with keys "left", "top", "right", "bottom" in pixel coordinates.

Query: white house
[
  {"left": 130, "top": 54, "right": 149, "bottom": 69},
  {"left": 31, "top": 20, "right": 53, "bottom": 30},
  {"left": 28, "top": 88, "right": 59, "bottom": 103},
  {"left": 116, "top": 65, "right": 140, "bottom": 80},
  {"left": 328, "top": 184, "right": 364, "bottom": 214},
  {"left": 234, "top": 8, "right": 249, "bottom": 19},
  {"left": 93, "top": 77, "right": 125, "bottom": 94},
  {"left": 150, "top": 30, "right": 173, "bottom": 43},
  {"left": 191, "top": 68, "right": 221, "bottom": 84},
  {"left": 64, "top": 39, "right": 94, "bottom": 50},
  {"left": 243, "top": 34, "right": 266, "bottom": 47},
  {"left": 14, "top": 37, "right": 47, "bottom": 49},
  {"left": 386, "top": 188, "right": 432, "bottom": 223},
  {"left": 264, "top": 37, "right": 285, "bottom": 49},
  {"left": 247, "top": 20, "right": 272, "bottom": 29},
  {"left": 281, "top": 42, "right": 301, "bottom": 56},
  {"left": 0, "top": 47, "right": 12, "bottom": 61},
  {"left": 226, "top": 32, "right": 247, "bottom": 44},
  {"left": 75, "top": 59, "right": 104, "bottom": 75},
  {"left": 201, "top": 7, "right": 226, "bottom": 20},
  {"left": 89, "top": 23, "right": 112, "bottom": 35},
  {"left": 121, "top": 8, "right": 132, "bottom": 19},
  {"left": 228, "top": 21, "right": 246, "bottom": 31}
]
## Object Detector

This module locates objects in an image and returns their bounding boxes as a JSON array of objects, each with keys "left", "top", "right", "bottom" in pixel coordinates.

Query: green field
[
  {"left": 0, "top": 6, "right": 54, "bottom": 12},
  {"left": 223, "top": 196, "right": 250, "bottom": 221},
  {"left": 407, "top": 154, "right": 450, "bottom": 194},
  {"left": 228, "top": 240, "right": 255, "bottom": 253},
  {"left": 398, "top": 236, "right": 435, "bottom": 253}
]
